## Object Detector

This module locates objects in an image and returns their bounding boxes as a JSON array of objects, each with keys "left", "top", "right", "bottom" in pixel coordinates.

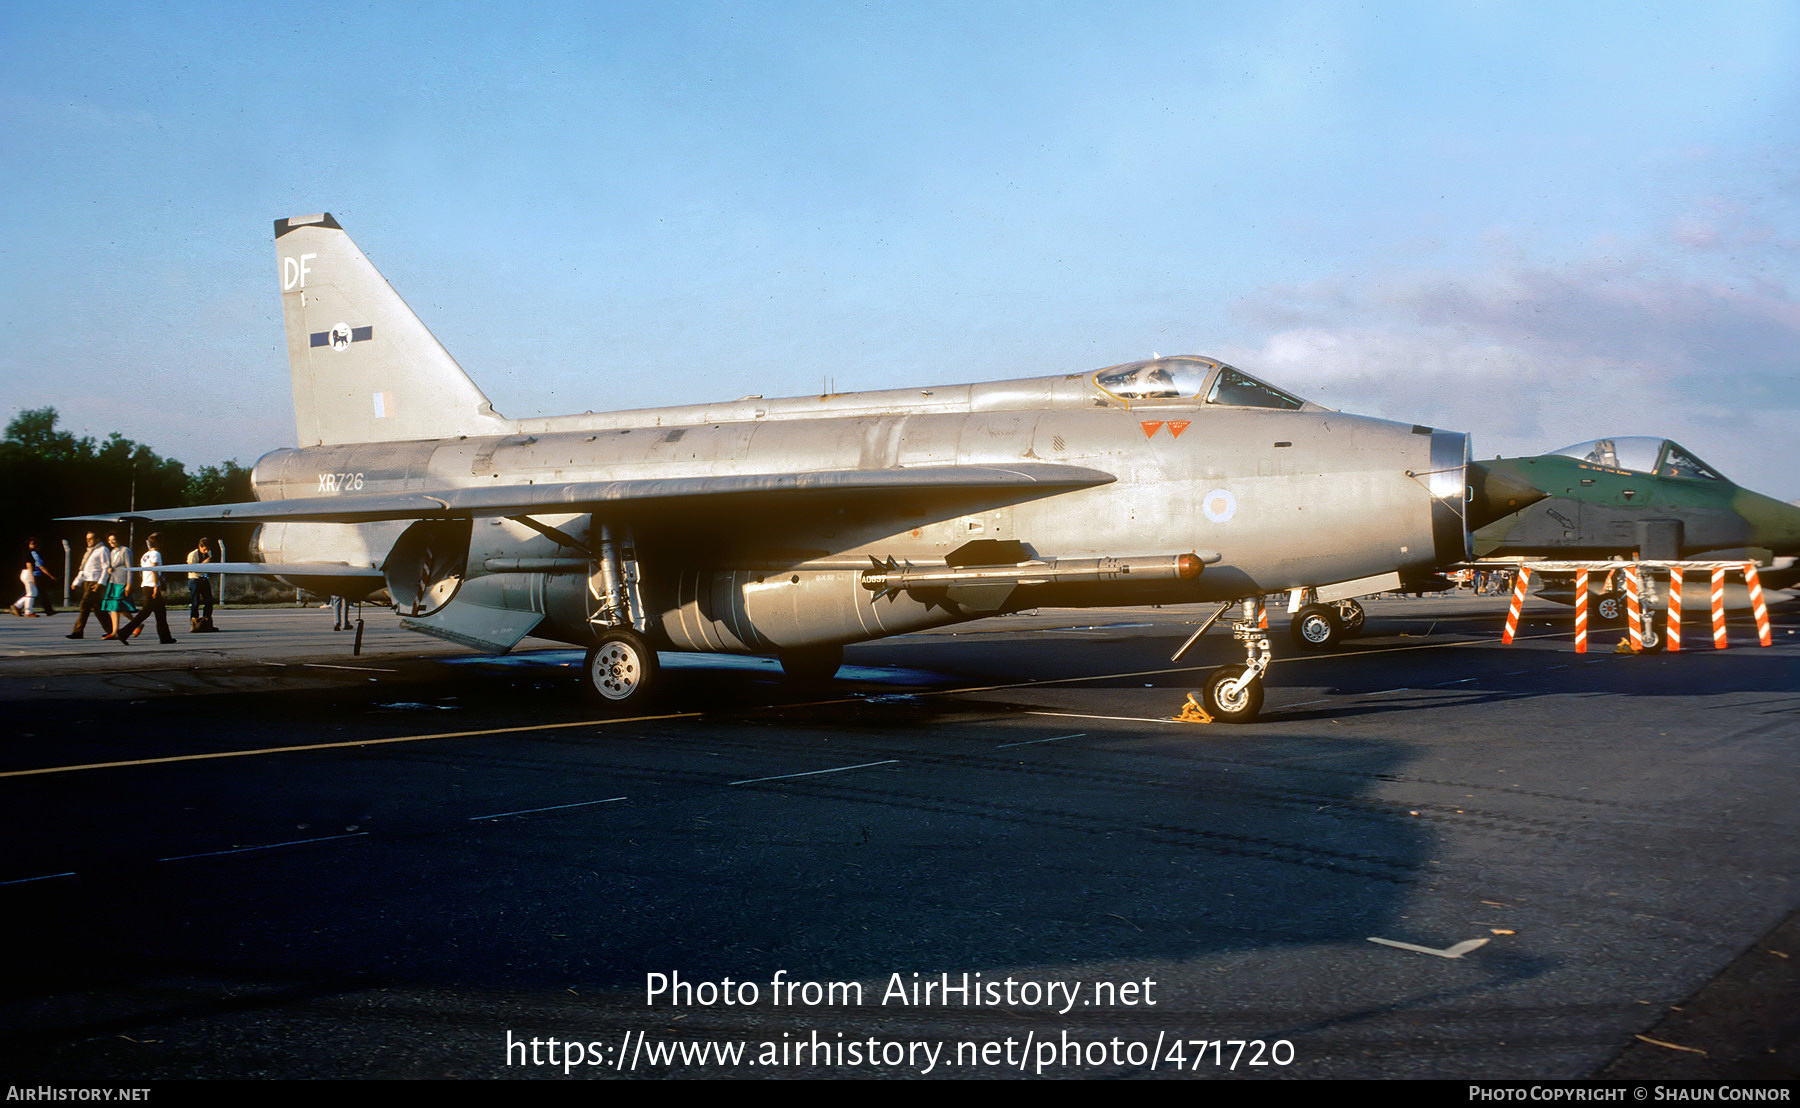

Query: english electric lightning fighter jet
[
  {"left": 87, "top": 213, "right": 1534, "bottom": 722},
  {"left": 1471, "top": 437, "right": 1800, "bottom": 638}
]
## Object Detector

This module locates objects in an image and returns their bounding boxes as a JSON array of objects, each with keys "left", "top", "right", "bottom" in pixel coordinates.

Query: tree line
[{"left": 2, "top": 407, "right": 258, "bottom": 585}]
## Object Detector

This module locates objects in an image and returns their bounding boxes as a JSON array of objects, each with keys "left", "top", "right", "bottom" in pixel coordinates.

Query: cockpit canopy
[
  {"left": 1092, "top": 356, "right": 1309, "bottom": 410},
  {"left": 1548, "top": 437, "right": 1727, "bottom": 481}
]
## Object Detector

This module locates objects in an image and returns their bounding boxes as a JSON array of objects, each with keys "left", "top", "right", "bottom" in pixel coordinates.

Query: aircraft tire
[
  {"left": 1289, "top": 604, "right": 1341, "bottom": 650},
  {"left": 1595, "top": 592, "right": 1625, "bottom": 623},
  {"left": 583, "top": 629, "right": 660, "bottom": 708},
  {"left": 778, "top": 645, "right": 843, "bottom": 684},
  {"left": 1201, "top": 665, "right": 1264, "bottom": 724},
  {"left": 1334, "top": 598, "right": 1366, "bottom": 636},
  {"left": 1637, "top": 612, "right": 1666, "bottom": 654}
]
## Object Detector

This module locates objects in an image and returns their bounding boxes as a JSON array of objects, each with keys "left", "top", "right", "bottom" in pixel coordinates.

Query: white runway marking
[
  {"left": 730, "top": 759, "right": 899, "bottom": 786},
  {"left": 0, "top": 871, "right": 74, "bottom": 886},
  {"left": 469, "top": 796, "right": 628, "bottom": 821},
  {"left": 995, "top": 733, "right": 1085, "bottom": 748},
  {"left": 1045, "top": 623, "right": 1154, "bottom": 633},
  {"left": 158, "top": 831, "right": 368, "bottom": 863},
  {"left": 1024, "top": 711, "right": 1186, "bottom": 726},
  {"left": 1368, "top": 936, "right": 1491, "bottom": 959}
]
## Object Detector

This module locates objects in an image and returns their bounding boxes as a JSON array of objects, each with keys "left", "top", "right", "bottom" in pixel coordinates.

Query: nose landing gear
[{"left": 1174, "top": 598, "right": 1274, "bottom": 724}]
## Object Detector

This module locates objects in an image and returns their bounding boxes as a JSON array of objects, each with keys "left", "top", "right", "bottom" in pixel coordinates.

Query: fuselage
[
  {"left": 251, "top": 357, "right": 1470, "bottom": 654},
  {"left": 1474, "top": 450, "right": 1800, "bottom": 565}
]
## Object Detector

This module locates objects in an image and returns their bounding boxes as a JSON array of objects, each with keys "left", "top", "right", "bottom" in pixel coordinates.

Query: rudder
[{"left": 275, "top": 213, "right": 511, "bottom": 445}]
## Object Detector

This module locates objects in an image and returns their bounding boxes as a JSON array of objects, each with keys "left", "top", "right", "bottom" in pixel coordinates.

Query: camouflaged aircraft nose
[{"left": 1465, "top": 459, "right": 1548, "bottom": 531}]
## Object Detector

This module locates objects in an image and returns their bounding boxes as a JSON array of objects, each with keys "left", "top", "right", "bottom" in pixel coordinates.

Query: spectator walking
[
  {"left": 66, "top": 532, "right": 109, "bottom": 638},
  {"left": 25, "top": 538, "right": 56, "bottom": 614},
  {"left": 113, "top": 534, "right": 176, "bottom": 645},
  {"left": 12, "top": 557, "right": 39, "bottom": 616},
  {"left": 99, "top": 533, "right": 135, "bottom": 640}
]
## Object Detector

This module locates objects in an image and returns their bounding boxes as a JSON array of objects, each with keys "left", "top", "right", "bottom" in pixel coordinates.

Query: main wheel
[
  {"left": 1333, "top": 598, "right": 1365, "bottom": 635},
  {"left": 583, "top": 628, "right": 660, "bottom": 708},
  {"left": 1289, "top": 603, "right": 1341, "bottom": 650},
  {"left": 1201, "top": 664, "right": 1264, "bottom": 724},
  {"left": 778, "top": 644, "right": 843, "bottom": 684},
  {"left": 1595, "top": 592, "right": 1625, "bottom": 623}
]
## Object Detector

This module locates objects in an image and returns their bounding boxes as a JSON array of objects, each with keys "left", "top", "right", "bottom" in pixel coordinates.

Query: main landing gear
[
  {"left": 578, "top": 523, "right": 661, "bottom": 710},
  {"left": 1172, "top": 598, "right": 1274, "bottom": 724},
  {"left": 1288, "top": 597, "right": 1365, "bottom": 650},
  {"left": 584, "top": 627, "right": 659, "bottom": 707},
  {"left": 1289, "top": 603, "right": 1340, "bottom": 649}
]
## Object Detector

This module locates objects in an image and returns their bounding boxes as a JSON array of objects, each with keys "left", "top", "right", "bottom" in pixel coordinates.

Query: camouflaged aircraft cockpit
[
  {"left": 1549, "top": 437, "right": 1726, "bottom": 481},
  {"left": 1476, "top": 436, "right": 1800, "bottom": 564}
]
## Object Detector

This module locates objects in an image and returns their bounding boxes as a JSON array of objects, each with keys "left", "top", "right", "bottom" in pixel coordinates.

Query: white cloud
[{"left": 1220, "top": 255, "right": 1800, "bottom": 498}]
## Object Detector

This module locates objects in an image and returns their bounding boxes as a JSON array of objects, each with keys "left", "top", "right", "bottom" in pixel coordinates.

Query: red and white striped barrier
[
  {"left": 1493, "top": 559, "right": 1773, "bottom": 652},
  {"left": 1746, "top": 565, "right": 1772, "bottom": 646},
  {"left": 1502, "top": 566, "right": 1531, "bottom": 644},
  {"left": 1667, "top": 569, "right": 1682, "bottom": 652},
  {"left": 1573, "top": 568, "right": 1589, "bottom": 653},
  {"left": 1711, "top": 568, "right": 1727, "bottom": 649},
  {"left": 1624, "top": 565, "right": 1643, "bottom": 650}
]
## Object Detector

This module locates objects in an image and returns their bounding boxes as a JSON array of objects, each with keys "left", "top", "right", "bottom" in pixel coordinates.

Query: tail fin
[{"left": 275, "top": 213, "right": 511, "bottom": 445}]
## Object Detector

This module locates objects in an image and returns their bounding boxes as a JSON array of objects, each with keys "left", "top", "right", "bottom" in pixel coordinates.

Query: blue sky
[{"left": 4, "top": 1, "right": 1797, "bottom": 496}]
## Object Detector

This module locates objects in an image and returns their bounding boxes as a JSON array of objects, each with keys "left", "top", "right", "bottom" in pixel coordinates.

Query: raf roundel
[{"left": 1202, "top": 488, "right": 1237, "bottom": 523}]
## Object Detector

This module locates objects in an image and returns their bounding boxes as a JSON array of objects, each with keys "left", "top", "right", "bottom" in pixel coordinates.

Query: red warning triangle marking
[
  {"left": 1140, "top": 421, "right": 1164, "bottom": 438},
  {"left": 1166, "top": 420, "right": 1191, "bottom": 438}
]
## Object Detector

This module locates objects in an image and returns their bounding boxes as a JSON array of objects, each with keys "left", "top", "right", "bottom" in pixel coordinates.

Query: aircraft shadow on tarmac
[
  {"left": 28, "top": 595, "right": 1790, "bottom": 1055},
  {"left": 0, "top": 658, "right": 1575, "bottom": 1063}
]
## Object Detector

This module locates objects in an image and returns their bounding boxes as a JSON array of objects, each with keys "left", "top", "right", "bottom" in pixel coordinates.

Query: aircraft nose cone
[{"left": 1466, "top": 460, "right": 1548, "bottom": 530}]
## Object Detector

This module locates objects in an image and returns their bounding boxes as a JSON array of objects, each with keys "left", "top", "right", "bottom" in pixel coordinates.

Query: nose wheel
[{"left": 1201, "top": 664, "right": 1265, "bottom": 722}]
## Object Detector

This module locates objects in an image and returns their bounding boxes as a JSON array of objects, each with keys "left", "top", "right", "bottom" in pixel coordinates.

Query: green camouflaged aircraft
[{"left": 1472, "top": 437, "right": 1800, "bottom": 632}]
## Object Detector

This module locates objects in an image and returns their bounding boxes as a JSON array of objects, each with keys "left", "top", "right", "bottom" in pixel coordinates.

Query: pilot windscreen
[
  {"left": 1206, "top": 368, "right": 1304, "bottom": 410},
  {"left": 1660, "top": 444, "right": 1723, "bottom": 480}
]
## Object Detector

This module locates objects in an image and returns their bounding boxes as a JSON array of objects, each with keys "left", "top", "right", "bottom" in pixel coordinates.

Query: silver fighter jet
[{"left": 90, "top": 213, "right": 1517, "bottom": 722}]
